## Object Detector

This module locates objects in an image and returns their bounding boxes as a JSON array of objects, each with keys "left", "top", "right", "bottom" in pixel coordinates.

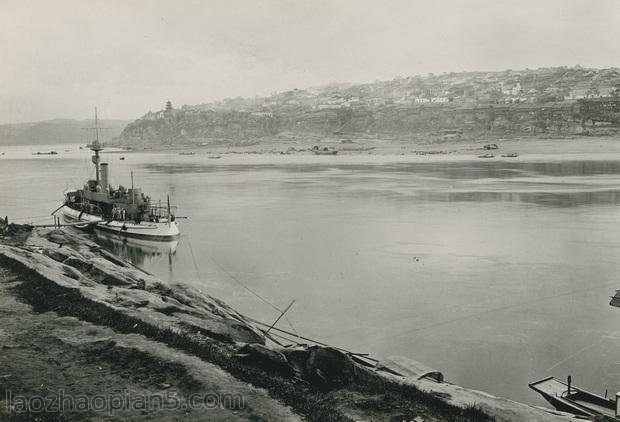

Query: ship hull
[{"left": 60, "top": 205, "right": 180, "bottom": 241}]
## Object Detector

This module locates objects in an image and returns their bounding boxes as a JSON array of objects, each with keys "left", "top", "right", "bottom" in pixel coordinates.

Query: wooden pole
[
  {"left": 244, "top": 315, "right": 378, "bottom": 361},
  {"left": 167, "top": 194, "right": 171, "bottom": 227},
  {"left": 265, "top": 299, "right": 295, "bottom": 335},
  {"left": 50, "top": 203, "right": 66, "bottom": 216}
]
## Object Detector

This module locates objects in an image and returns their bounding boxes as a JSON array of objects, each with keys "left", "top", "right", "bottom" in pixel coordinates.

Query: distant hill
[
  {"left": 117, "top": 66, "right": 620, "bottom": 147},
  {"left": 0, "top": 119, "right": 131, "bottom": 146}
]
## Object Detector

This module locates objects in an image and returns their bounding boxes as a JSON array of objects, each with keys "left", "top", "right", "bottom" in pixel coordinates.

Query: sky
[{"left": 1, "top": 0, "right": 619, "bottom": 123}]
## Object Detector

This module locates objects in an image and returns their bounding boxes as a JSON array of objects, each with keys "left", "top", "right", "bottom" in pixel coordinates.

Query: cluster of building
[{"left": 138, "top": 67, "right": 620, "bottom": 123}]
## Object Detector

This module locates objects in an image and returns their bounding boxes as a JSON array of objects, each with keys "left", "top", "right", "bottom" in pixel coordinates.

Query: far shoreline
[{"left": 106, "top": 134, "right": 620, "bottom": 160}]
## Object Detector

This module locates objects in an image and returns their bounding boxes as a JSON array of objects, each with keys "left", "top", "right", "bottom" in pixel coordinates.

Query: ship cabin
[{"left": 65, "top": 163, "right": 174, "bottom": 224}]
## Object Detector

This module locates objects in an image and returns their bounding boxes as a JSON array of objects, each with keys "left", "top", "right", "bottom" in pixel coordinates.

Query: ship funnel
[{"left": 100, "top": 163, "right": 109, "bottom": 190}]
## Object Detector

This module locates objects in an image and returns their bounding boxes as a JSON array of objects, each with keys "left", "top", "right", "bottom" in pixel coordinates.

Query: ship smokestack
[{"left": 100, "top": 163, "right": 109, "bottom": 190}]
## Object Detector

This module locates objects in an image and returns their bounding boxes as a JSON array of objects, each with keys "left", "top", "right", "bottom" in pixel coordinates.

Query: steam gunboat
[{"left": 57, "top": 111, "right": 180, "bottom": 240}]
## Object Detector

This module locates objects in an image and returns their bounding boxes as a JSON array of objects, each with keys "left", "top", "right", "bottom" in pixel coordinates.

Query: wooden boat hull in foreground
[{"left": 528, "top": 376, "right": 616, "bottom": 418}]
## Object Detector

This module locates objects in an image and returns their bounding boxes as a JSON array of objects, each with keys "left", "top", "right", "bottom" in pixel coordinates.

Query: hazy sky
[{"left": 1, "top": 0, "right": 619, "bottom": 123}]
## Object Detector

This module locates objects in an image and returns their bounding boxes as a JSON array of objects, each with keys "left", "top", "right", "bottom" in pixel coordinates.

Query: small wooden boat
[
  {"left": 376, "top": 356, "right": 444, "bottom": 383},
  {"left": 529, "top": 376, "right": 616, "bottom": 418},
  {"left": 312, "top": 146, "right": 338, "bottom": 155},
  {"left": 179, "top": 152, "right": 195, "bottom": 155},
  {"left": 208, "top": 155, "right": 221, "bottom": 159},
  {"left": 478, "top": 153, "right": 494, "bottom": 158},
  {"left": 501, "top": 153, "right": 519, "bottom": 158}
]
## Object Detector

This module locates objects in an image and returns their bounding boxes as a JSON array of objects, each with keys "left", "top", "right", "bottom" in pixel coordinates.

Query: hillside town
[
  {"left": 119, "top": 66, "right": 620, "bottom": 146},
  {"left": 196, "top": 66, "right": 620, "bottom": 110}
]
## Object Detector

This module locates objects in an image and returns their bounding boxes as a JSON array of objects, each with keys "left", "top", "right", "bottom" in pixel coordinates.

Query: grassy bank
[{"left": 2, "top": 248, "right": 492, "bottom": 422}]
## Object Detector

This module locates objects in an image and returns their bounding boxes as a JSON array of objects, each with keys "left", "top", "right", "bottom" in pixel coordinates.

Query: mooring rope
[
  {"left": 8, "top": 214, "right": 53, "bottom": 222},
  {"left": 184, "top": 234, "right": 299, "bottom": 335},
  {"left": 185, "top": 235, "right": 281, "bottom": 312},
  {"left": 372, "top": 279, "right": 620, "bottom": 342},
  {"left": 545, "top": 340, "right": 602, "bottom": 372}
]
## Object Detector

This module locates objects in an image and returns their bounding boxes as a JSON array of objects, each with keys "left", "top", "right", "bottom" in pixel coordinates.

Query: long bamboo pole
[{"left": 244, "top": 314, "right": 378, "bottom": 362}]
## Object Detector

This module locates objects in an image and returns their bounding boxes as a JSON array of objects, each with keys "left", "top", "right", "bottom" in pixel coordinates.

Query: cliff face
[
  {"left": 116, "top": 66, "right": 620, "bottom": 147},
  {"left": 116, "top": 100, "right": 620, "bottom": 148},
  {"left": 118, "top": 110, "right": 277, "bottom": 147}
]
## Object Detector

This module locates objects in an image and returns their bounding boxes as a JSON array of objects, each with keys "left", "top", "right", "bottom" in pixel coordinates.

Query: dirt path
[{"left": 0, "top": 266, "right": 300, "bottom": 421}]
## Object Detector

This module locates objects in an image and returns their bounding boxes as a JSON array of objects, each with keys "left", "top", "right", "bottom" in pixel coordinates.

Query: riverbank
[
  {"left": 109, "top": 133, "right": 620, "bottom": 160},
  {"left": 3, "top": 134, "right": 618, "bottom": 164},
  {"left": 0, "top": 221, "right": 575, "bottom": 421}
]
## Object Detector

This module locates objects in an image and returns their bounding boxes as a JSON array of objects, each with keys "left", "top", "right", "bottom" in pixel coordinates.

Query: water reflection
[
  {"left": 418, "top": 189, "right": 620, "bottom": 207},
  {"left": 94, "top": 231, "right": 179, "bottom": 268},
  {"left": 395, "top": 160, "right": 620, "bottom": 179},
  {"left": 142, "top": 159, "right": 620, "bottom": 208},
  {"left": 143, "top": 159, "right": 620, "bottom": 179}
]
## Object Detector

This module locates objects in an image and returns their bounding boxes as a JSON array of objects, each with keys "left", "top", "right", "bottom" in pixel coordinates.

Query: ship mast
[{"left": 89, "top": 107, "right": 104, "bottom": 185}]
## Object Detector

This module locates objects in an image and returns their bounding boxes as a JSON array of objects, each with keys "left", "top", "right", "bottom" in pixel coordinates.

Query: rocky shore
[{"left": 0, "top": 221, "right": 576, "bottom": 421}]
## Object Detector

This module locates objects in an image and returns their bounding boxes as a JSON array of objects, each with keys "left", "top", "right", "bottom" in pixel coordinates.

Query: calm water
[{"left": 2, "top": 142, "right": 620, "bottom": 406}]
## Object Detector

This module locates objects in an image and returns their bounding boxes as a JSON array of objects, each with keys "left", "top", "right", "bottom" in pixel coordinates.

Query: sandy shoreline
[
  {"left": 2, "top": 135, "right": 619, "bottom": 164},
  {"left": 105, "top": 134, "right": 620, "bottom": 162}
]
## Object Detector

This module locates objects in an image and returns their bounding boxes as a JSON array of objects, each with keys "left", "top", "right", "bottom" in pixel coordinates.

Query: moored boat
[
  {"left": 312, "top": 146, "right": 338, "bottom": 155},
  {"left": 56, "top": 109, "right": 180, "bottom": 241},
  {"left": 529, "top": 376, "right": 616, "bottom": 418}
]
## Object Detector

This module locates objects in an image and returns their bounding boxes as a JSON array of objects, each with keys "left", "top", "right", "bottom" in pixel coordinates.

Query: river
[{"left": 1, "top": 140, "right": 620, "bottom": 406}]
